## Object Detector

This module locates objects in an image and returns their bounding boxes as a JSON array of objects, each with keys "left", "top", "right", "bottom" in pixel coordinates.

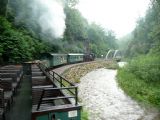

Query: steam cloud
[
  {"left": 31, "top": 0, "right": 66, "bottom": 38},
  {"left": 12, "top": 0, "right": 66, "bottom": 39}
]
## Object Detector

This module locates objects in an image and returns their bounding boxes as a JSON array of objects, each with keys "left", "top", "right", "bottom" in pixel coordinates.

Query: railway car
[
  {"left": 67, "top": 53, "right": 84, "bottom": 64},
  {"left": 23, "top": 62, "right": 82, "bottom": 120},
  {"left": 40, "top": 53, "right": 67, "bottom": 68},
  {"left": 40, "top": 52, "right": 95, "bottom": 68}
]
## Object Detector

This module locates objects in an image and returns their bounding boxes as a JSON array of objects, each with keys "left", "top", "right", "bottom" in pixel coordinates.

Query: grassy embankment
[
  {"left": 117, "top": 55, "right": 160, "bottom": 108},
  {"left": 62, "top": 60, "right": 118, "bottom": 120}
]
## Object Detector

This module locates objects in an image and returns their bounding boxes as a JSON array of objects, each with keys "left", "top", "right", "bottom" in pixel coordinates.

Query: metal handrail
[
  {"left": 52, "top": 71, "right": 75, "bottom": 86},
  {"left": 36, "top": 86, "right": 78, "bottom": 110},
  {"left": 36, "top": 62, "right": 78, "bottom": 111},
  {"left": 38, "top": 63, "right": 75, "bottom": 87}
]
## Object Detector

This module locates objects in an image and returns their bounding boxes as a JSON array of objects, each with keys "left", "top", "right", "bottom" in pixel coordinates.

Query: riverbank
[
  {"left": 61, "top": 60, "right": 159, "bottom": 120},
  {"left": 79, "top": 69, "right": 159, "bottom": 120},
  {"left": 117, "top": 55, "right": 160, "bottom": 109}
]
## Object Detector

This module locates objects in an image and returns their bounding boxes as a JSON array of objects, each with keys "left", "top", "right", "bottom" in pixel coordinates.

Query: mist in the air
[
  {"left": 30, "top": 0, "right": 66, "bottom": 38},
  {"left": 10, "top": 0, "right": 66, "bottom": 39}
]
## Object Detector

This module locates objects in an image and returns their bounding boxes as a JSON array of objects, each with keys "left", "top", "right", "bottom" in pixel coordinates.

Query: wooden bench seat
[
  {"left": 32, "top": 66, "right": 39, "bottom": 69},
  {"left": 1, "top": 78, "right": 18, "bottom": 93},
  {"left": 0, "top": 79, "right": 14, "bottom": 109},
  {"left": 0, "top": 73, "right": 17, "bottom": 81},
  {"left": 32, "top": 86, "right": 68, "bottom": 106},
  {"left": 0, "top": 69, "right": 23, "bottom": 78},
  {"left": 32, "top": 68, "right": 41, "bottom": 72},
  {"left": 0, "top": 73, "right": 21, "bottom": 89},
  {"left": 0, "top": 88, "right": 6, "bottom": 120},
  {"left": 32, "top": 76, "right": 53, "bottom": 86},
  {"left": 32, "top": 72, "right": 44, "bottom": 77},
  {"left": 32, "top": 87, "right": 57, "bottom": 105},
  {"left": 0, "top": 110, "right": 5, "bottom": 120},
  {"left": 0, "top": 69, "right": 20, "bottom": 73},
  {"left": 0, "top": 65, "right": 23, "bottom": 77},
  {"left": 1, "top": 65, "right": 22, "bottom": 69}
]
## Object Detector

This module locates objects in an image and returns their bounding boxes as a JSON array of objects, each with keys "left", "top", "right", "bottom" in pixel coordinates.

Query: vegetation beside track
[
  {"left": 81, "top": 109, "right": 89, "bottom": 120},
  {"left": 117, "top": 54, "right": 160, "bottom": 108},
  {"left": 116, "top": 0, "right": 160, "bottom": 110},
  {"left": 62, "top": 60, "right": 118, "bottom": 83}
]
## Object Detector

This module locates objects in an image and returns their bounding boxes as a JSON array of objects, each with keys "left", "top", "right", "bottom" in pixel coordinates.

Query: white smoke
[{"left": 30, "top": 0, "right": 66, "bottom": 38}]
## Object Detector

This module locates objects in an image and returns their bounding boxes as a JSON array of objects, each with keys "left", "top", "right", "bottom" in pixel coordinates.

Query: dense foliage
[
  {"left": 117, "top": 55, "right": 160, "bottom": 107},
  {"left": 0, "top": 0, "right": 117, "bottom": 64},
  {"left": 117, "top": 0, "right": 160, "bottom": 107},
  {"left": 64, "top": 7, "right": 117, "bottom": 55},
  {"left": 0, "top": 16, "right": 50, "bottom": 64},
  {"left": 118, "top": 0, "right": 160, "bottom": 57}
]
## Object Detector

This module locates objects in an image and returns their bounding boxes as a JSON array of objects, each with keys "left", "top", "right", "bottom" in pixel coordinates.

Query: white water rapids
[{"left": 78, "top": 68, "right": 159, "bottom": 120}]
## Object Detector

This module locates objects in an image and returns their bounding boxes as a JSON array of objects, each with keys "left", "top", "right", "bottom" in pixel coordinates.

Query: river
[{"left": 78, "top": 68, "right": 159, "bottom": 120}]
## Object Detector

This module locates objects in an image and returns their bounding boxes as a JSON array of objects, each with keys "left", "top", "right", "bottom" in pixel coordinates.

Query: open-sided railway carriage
[
  {"left": 23, "top": 62, "right": 82, "bottom": 120},
  {"left": 0, "top": 63, "right": 81, "bottom": 120},
  {"left": 0, "top": 65, "right": 23, "bottom": 120}
]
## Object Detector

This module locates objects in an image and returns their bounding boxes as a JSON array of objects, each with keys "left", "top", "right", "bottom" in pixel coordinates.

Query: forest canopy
[
  {"left": 117, "top": 0, "right": 160, "bottom": 107},
  {"left": 118, "top": 0, "right": 160, "bottom": 57},
  {"left": 0, "top": 0, "right": 117, "bottom": 64}
]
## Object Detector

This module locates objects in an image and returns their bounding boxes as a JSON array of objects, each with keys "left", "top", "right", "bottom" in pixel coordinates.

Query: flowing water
[{"left": 79, "top": 68, "right": 159, "bottom": 120}]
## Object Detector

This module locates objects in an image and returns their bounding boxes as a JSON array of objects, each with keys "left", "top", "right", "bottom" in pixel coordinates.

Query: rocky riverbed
[{"left": 79, "top": 68, "right": 159, "bottom": 120}]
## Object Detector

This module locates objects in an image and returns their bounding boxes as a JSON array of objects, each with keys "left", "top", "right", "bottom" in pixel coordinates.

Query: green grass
[
  {"left": 81, "top": 109, "right": 89, "bottom": 120},
  {"left": 117, "top": 55, "right": 160, "bottom": 108}
]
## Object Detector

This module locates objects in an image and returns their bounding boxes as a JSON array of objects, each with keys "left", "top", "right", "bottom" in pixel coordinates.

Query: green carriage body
[
  {"left": 67, "top": 53, "right": 84, "bottom": 64},
  {"left": 52, "top": 54, "right": 67, "bottom": 66},
  {"left": 33, "top": 109, "right": 81, "bottom": 120},
  {"left": 40, "top": 53, "right": 67, "bottom": 67},
  {"left": 32, "top": 85, "right": 82, "bottom": 120}
]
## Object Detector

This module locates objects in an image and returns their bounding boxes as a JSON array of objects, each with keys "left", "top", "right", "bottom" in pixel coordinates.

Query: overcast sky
[{"left": 77, "top": 0, "right": 150, "bottom": 38}]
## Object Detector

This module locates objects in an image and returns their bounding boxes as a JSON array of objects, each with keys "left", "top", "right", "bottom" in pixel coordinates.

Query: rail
[{"left": 36, "top": 62, "right": 78, "bottom": 111}]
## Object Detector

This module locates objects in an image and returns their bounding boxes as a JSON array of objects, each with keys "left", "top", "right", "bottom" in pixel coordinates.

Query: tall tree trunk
[{"left": 0, "top": 0, "right": 8, "bottom": 16}]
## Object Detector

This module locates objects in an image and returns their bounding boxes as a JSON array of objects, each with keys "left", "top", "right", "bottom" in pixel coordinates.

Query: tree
[
  {"left": 0, "top": 16, "right": 50, "bottom": 63},
  {"left": 124, "top": 1, "right": 160, "bottom": 57},
  {"left": 0, "top": 0, "right": 8, "bottom": 16}
]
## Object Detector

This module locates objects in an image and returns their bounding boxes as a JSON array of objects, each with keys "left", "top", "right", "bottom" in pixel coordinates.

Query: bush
[
  {"left": 0, "top": 16, "right": 49, "bottom": 64},
  {"left": 117, "top": 54, "right": 160, "bottom": 107},
  {"left": 127, "top": 55, "right": 160, "bottom": 82}
]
